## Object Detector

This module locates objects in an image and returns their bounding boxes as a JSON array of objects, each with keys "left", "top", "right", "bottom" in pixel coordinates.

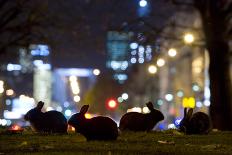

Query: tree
[
  {"left": 0, "top": 0, "right": 48, "bottom": 61},
  {"left": 169, "top": 0, "right": 232, "bottom": 130}
]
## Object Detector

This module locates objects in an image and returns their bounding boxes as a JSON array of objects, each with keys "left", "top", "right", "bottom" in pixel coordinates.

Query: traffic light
[{"left": 106, "top": 98, "right": 118, "bottom": 110}]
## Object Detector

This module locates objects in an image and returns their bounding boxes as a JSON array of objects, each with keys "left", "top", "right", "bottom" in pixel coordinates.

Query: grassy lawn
[{"left": 0, "top": 129, "right": 232, "bottom": 155}]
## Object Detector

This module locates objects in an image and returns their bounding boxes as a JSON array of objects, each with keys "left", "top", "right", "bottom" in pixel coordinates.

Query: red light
[{"left": 106, "top": 99, "right": 118, "bottom": 110}]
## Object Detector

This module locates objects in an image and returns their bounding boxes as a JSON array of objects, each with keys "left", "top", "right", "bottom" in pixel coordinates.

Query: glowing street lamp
[
  {"left": 157, "top": 58, "right": 165, "bottom": 67},
  {"left": 148, "top": 65, "right": 157, "bottom": 74},
  {"left": 184, "top": 33, "right": 194, "bottom": 44},
  {"left": 168, "top": 48, "right": 177, "bottom": 57},
  {"left": 93, "top": 69, "right": 100, "bottom": 76},
  {"left": 139, "top": 0, "right": 147, "bottom": 7}
]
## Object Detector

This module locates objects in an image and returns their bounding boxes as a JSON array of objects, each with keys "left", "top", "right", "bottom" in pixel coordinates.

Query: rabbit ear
[
  {"left": 146, "top": 102, "right": 154, "bottom": 110},
  {"left": 80, "top": 105, "right": 89, "bottom": 114},
  {"left": 184, "top": 108, "right": 188, "bottom": 117},
  {"left": 186, "top": 108, "right": 193, "bottom": 119},
  {"left": 37, "top": 101, "right": 44, "bottom": 110}
]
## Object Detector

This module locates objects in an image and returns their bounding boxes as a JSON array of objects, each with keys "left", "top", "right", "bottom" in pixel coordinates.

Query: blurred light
[
  {"left": 204, "top": 100, "right": 211, "bottom": 106},
  {"left": 148, "top": 65, "right": 157, "bottom": 74},
  {"left": 93, "top": 69, "right": 100, "bottom": 76},
  {"left": 117, "top": 97, "right": 123, "bottom": 103},
  {"left": 33, "top": 60, "right": 43, "bottom": 66},
  {"left": 127, "top": 107, "right": 142, "bottom": 113},
  {"left": 85, "top": 113, "right": 93, "bottom": 119},
  {"left": 46, "top": 107, "right": 54, "bottom": 111},
  {"left": 131, "top": 57, "right": 137, "bottom": 64},
  {"left": 177, "top": 90, "right": 184, "bottom": 98},
  {"left": 139, "top": 0, "right": 147, "bottom": 7},
  {"left": 6, "top": 99, "right": 11, "bottom": 106},
  {"left": 74, "top": 95, "right": 81, "bottom": 102},
  {"left": 64, "top": 101, "right": 70, "bottom": 108},
  {"left": 204, "top": 87, "right": 211, "bottom": 99},
  {"left": 10, "top": 124, "right": 21, "bottom": 131},
  {"left": 168, "top": 48, "right": 177, "bottom": 57},
  {"left": 107, "top": 99, "right": 118, "bottom": 110},
  {"left": 121, "top": 61, "right": 129, "bottom": 70},
  {"left": 65, "top": 109, "right": 72, "bottom": 117},
  {"left": 165, "top": 94, "right": 173, "bottom": 102},
  {"left": 1, "top": 119, "right": 7, "bottom": 126},
  {"left": 188, "top": 97, "right": 195, "bottom": 108},
  {"left": 6, "top": 120, "right": 12, "bottom": 126},
  {"left": 182, "top": 97, "right": 195, "bottom": 108},
  {"left": 168, "top": 123, "right": 176, "bottom": 129},
  {"left": 196, "top": 101, "right": 203, "bottom": 108},
  {"left": 157, "top": 58, "right": 165, "bottom": 67},
  {"left": 184, "top": 33, "right": 194, "bottom": 44},
  {"left": 143, "top": 107, "right": 150, "bottom": 113},
  {"left": 157, "top": 99, "right": 164, "bottom": 106},
  {"left": 56, "top": 106, "right": 63, "bottom": 112},
  {"left": 6, "top": 89, "right": 14, "bottom": 96},
  {"left": 0, "top": 80, "right": 4, "bottom": 86},
  {"left": 0, "top": 87, "right": 4, "bottom": 94},
  {"left": 174, "top": 119, "right": 182, "bottom": 126},
  {"left": 31, "top": 45, "right": 50, "bottom": 56},
  {"left": 7, "top": 64, "right": 22, "bottom": 71},
  {"left": 192, "top": 84, "right": 200, "bottom": 92},
  {"left": 130, "top": 42, "right": 138, "bottom": 49},
  {"left": 131, "top": 50, "right": 137, "bottom": 55},
  {"left": 138, "top": 58, "right": 145, "bottom": 64},
  {"left": 69, "top": 76, "right": 77, "bottom": 82},
  {"left": 122, "top": 93, "right": 129, "bottom": 100}
]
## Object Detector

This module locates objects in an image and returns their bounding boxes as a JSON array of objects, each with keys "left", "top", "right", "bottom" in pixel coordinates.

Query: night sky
[{"left": 47, "top": 0, "right": 175, "bottom": 70}]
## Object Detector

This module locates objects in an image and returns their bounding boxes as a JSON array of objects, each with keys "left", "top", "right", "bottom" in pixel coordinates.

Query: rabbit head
[
  {"left": 146, "top": 102, "right": 164, "bottom": 121},
  {"left": 24, "top": 101, "right": 44, "bottom": 121},
  {"left": 179, "top": 108, "right": 193, "bottom": 133},
  {"left": 179, "top": 108, "right": 211, "bottom": 134},
  {"left": 68, "top": 105, "right": 89, "bottom": 132},
  {"left": 24, "top": 101, "right": 67, "bottom": 133}
]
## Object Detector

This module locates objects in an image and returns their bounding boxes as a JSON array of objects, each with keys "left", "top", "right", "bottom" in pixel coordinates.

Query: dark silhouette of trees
[
  {"left": 0, "top": 0, "right": 49, "bottom": 59},
  {"left": 171, "top": 0, "right": 232, "bottom": 130}
]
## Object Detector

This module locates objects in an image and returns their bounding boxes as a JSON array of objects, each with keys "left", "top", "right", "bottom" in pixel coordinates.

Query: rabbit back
[
  {"left": 80, "top": 116, "right": 118, "bottom": 140},
  {"left": 189, "top": 112, "right": 211, "bottom": 134},
  {"left": 119, "top": 112, "right": 150, "bottom": 131},
  {"left": 42, "top": 111, "right": 67, "bottom": 133}
]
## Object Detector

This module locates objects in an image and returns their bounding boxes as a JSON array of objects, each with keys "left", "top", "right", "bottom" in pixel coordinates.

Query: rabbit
[
  {"left": 68, "top": 105, "right": 118, "bottom": 141},
  {"left": 24, "top": 101, "right": 67, "bottom": 133},
  {"left": 119, "top": 101, "right": 164, "bottom": 131},
  {"left": 178, "top": 108, "right": 211, "bottom": 134}
]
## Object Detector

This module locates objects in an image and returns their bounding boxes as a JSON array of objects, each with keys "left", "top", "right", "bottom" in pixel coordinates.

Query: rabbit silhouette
[
  {"left": 68, "top": 105, "right": 118, "bottom": 141},
  {"left": 24, "top": 101, "right": 67, "bottom": 133}
]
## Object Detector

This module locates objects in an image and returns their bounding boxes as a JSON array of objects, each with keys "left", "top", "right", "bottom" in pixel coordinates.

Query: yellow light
[
  {"left": 188, "top": 97, "right": 195, "bottom": 108},
  {"left": 69, "top": 76, "right": 77, "bottom": 82},
  {"left": 184, "top": 33, "right": 194, "bottom": 44},
  {"left": 74, "top": 95, "right": 81, "bottom": 102},
  {"left": 182, "top": 97, "right": 196, "bottom": 108},
  {"left": 148, "top": 65, "right": 157, "bottom": 74},
  {"left": 6, "top": 89, "right": 14, "bottom": 96},
  {"left": 93, "top": 69, "right": 100, "bottom": 76},
  {"left": 157, "top": 58, "right": 165, "bottom": 67},
  {"left": 85, "top": 113, "right": 93, "bottom": 119},
  {"left": 182, "top": 98, "right": 189, "bottom": 108},
  {"left": 168, "top": 48, "right": 177, "bottom": 57}
]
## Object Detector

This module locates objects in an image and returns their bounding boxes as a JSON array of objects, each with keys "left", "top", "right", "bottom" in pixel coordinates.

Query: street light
[
  {"left": 184, "top": 33, "right": 194, "bottom": 44},
  {"left": 168, "top": 48, "right": 177, "bottom": 57},
  {"left": 148, "top": 65, "right": 157, "bottom": 74},
  {"left": 157, "top": 58, "right": 165, "bottom": 67},
  {"left": 139, "top": 0, "right": 147, "bottom": 7},
  {"left": 93, "top": 69, "right": 100, "bottom": 76}
]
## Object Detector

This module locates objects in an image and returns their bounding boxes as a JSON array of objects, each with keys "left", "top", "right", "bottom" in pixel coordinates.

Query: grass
[{"left": 0, "top": 128, "right": 232, "bottom": 155}]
